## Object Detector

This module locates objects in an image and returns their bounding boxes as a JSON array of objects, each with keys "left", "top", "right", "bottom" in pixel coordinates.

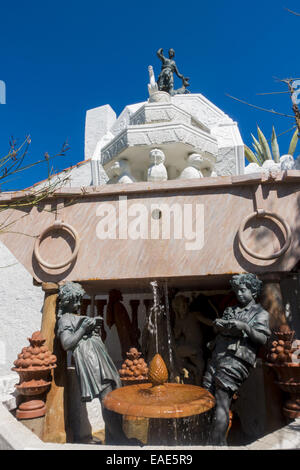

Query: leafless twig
[
  {"left": 225, "top": 94, "right": 295, "bottom": 118},
  {"left": 285, "top": 8, "right": 300, "bottom": 16}
]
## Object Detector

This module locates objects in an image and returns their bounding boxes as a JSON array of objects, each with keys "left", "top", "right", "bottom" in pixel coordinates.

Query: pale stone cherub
[
  {"left": 179, "top": 153, "right": 209, "bottom": 179},
  {"left": 147, "top": 148, "right": 168, "bottom": 182},
  {"left": 172, "top": 295, "right": 206, "bottom": 385},
  {"left": 107, "top": 158, "right": 135, "bottom": 184}
]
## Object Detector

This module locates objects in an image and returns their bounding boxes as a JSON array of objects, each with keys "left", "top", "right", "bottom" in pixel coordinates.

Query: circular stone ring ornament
[
  {"left": 34, "top": 221, "right": 80, "bottom": 269},
  {"left": 238, "top": 209, "right": 292, "bottom": 260}
]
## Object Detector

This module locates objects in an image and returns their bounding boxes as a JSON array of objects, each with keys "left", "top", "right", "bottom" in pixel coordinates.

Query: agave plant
[{"left": 244, "top": 126, "right": 298, "bottom": 166}]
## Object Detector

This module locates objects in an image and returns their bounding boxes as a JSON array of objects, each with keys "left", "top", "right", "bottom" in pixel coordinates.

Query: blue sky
[{"left": 0, "top": 0, "right": 299, "bottom": 190}]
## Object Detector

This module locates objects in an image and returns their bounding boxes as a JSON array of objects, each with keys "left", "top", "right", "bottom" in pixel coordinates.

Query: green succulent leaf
[
  {"left": 244, "top": 145, "right": 261, "bottom": 165},
  {"left": 271, "top": 126, "right": 280, "bottom": 163},
  {"left": 257, "top": 126, "right": 272, "bottom": 161},
  {"left": 251, "top": 143, "right": 263, "bottom": 165},
  {"left": 288, "top": 128, "right": 298, "bottom": 156},
  {"left": 251, "top": 134, "right": 263, "bottom": 154}
]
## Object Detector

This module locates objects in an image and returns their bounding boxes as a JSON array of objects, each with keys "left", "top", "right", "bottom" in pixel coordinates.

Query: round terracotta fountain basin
[
  {"left": 103, "top": 382, "right": 215, "bottom": 419},
  {"left": 104, "top": 355, "right": 215, "bottom": 445}
]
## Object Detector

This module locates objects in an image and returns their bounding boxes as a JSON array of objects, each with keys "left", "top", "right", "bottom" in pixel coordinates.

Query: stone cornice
[{"left": 0, "top": 171, "right": 299, "bottom": 203}]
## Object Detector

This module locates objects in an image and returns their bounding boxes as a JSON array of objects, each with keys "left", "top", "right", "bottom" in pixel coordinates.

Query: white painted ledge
[
  {"left": 0, "top": 402, "right": 44, "bottom": 450},
  {"left": 1, "top": 402, "right": 299, "bottom": 450}
]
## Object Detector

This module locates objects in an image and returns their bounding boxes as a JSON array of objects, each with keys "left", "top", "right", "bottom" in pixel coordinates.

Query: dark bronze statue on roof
[{"left": 156, "top": 48, "right": 190, "bottom": 96}]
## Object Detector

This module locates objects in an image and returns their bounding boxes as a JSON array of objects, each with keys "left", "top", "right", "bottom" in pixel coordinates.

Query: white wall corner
[
  {"left": 91, "top": 160, "right": 109, "bottom": 186},
  {"left": 231, "top": 122, "right": 245, "bottom": 175},
  {"left": 84, "top": 105, "right": 116, "bottom": 161}
]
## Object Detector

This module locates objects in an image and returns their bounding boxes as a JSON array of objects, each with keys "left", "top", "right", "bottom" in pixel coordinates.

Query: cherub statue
[
  {"left": 147, "top": 148, "right": 168, "bottom": 182},
  {"left": 179, "top": 153, "right": 216, "bottom": 179},
  {"left": 56, "top": 282, "right": 128, "bottom": 444},
  {"left": 179, "top": 154, "right": 205, "bottom": 179},
  {"left": 107, "top": 159, "right": 135, "bottom": 184},
  {"left": 156, "top": 48, "right": 187, "bottom": 95},
  {"left": 203, "top": 274, "right": 271, "bottom": 445}
]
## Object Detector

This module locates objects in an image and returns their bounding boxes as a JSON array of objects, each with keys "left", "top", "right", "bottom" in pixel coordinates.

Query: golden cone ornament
[{"left": 148, "top": 354, "right": 168, "bottom": 386}]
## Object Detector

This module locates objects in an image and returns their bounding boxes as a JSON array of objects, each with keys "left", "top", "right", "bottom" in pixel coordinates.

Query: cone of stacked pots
[
  {"left": 12, "top": 331, "right": 57, "bottom": 419},
  {"left": 119, "top": 347, "right": 149, "bottom": 386},
  {"left": 266, "top": 324, "right": 300, "bottom": 418}
]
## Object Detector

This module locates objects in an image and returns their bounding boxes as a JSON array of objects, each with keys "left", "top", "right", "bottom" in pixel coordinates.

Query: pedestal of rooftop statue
[
  {"left": 148, "top": 91, "right": 170, "bottom": 103},
  {"left": 103, "top": 354, "right": 215, "bottom": 445},
  {"left": 89, "top": 91, "right": 244, "bottom": 184}
]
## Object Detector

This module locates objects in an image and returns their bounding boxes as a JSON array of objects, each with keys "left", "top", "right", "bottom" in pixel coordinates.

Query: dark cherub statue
[
  {"left": 57, "top": 282, "right": 129, "bottom": 444},
  {"left": 156, "top": 48, "right": 189, "bottom": 95},
  {"left": 203, "top": 274, "right": 271, "bottom": 445}
]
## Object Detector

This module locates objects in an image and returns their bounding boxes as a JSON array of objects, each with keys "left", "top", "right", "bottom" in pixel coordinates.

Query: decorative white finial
[{"left": 148, "top": 65, "right": 158, "bottom": 97}]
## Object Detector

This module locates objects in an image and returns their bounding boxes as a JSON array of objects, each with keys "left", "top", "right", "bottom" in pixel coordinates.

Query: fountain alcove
[
  {"left": 1, "top": 56, "right": 300, "bottom": 446},
  {"left": 1, "top": 171, "right": 300, "bottom": 445}
]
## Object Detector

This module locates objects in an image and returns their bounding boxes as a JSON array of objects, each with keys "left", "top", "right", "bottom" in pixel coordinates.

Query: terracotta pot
[
  {"left": 17, "top": 400, "right": 47, "bottom": 420},
  {"left": 13, "top": 366, "right": 55, "bottom": 383},
  {"left": 272, "top": 330, "right": 295, "bottom": 342},
  {"left": 12, "top": 332, "right": 57, "bottom": 420},
  {"left": 119, "top": 347, "right": 148, "bottom": 383},
  {"left": 267, "top": 363, "right": 300, "bottom": 383},
  {"left": 275, "top": 381, "right": 300, "bottom": 394},
  {"left": 121, "top": 378, "right": 149, "bottom": 387},
  {"left": 266, "top": 363, "right": 300, "bottom": 419},
  {"left": 16, "top": 383, "right": 51, "bottom": 397}
]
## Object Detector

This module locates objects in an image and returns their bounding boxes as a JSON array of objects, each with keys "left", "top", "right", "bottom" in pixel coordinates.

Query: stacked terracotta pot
[
  {"left": 119, "top": 348, "right": 148, "bottom": 385},
  {"left": 12, "top": 331, "right": 56, "bottom": 419},
  {"left": 266, "top": 325, "right": 300, "bottom": 419},
  {"left": 267, "top": 325, "right": 295, "bottom": 364}
]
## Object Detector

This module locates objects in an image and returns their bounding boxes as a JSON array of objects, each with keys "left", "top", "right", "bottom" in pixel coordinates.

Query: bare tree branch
[
  {"left": 0, "top": 137, "right": 71, "bottom": 236},
  {"left": 225, "top": 94, "right": 295, "bottom": 118},
  {"left": 256, "top": 91, "right": 290, "bottom": 95},
  {"left": 285, "top": 8, "right": 300, "bottom": 16}
]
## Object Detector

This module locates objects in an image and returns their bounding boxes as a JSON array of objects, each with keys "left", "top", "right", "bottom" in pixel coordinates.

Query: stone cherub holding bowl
[
  {"left": 57, "top": 281, "right": 128, "bottom": 444},
  {"left": 203, "top": 273, "right": 271, "bottom": 445}
]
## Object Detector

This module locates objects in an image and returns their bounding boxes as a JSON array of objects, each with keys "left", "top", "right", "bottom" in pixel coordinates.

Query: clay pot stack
[
  {"left": 119, "top": 348, "right": 148, "bottom": 385},
  {"left": 12, "top": 331, "right": 56, "bottom": 419},
  {"left": 266, "top": 325, "right": 300, "bottom": 419},
  {"left": 267, "top": 327, "right": 295, "bottom": 364}
]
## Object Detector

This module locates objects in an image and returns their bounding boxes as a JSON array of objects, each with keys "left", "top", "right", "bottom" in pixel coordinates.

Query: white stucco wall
[
  {"left": 35, "top": 159, "right": 92, "bottom": 190},
  {"left": 63, "top": 160, "right": 92, "bottom": 187},
  {"left": 0, "top": 240, "right": 44, "bottom": 405},
  {"left": 0, "top": 241, "right": 44, "bottom": 377}
]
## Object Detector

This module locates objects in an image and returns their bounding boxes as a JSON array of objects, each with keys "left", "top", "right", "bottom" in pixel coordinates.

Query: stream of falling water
[
  {"left": 163, "top": 280, "right": 178, "bottom": 442},
  {"left": 150, "top": 280, "right": 159, "bottom": 354},
  {"left": 163, "top": 280, "right": 175, "bottom": 381},
  {"left": 148, "top": 280, "right": 178, "bottom": 443}
]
